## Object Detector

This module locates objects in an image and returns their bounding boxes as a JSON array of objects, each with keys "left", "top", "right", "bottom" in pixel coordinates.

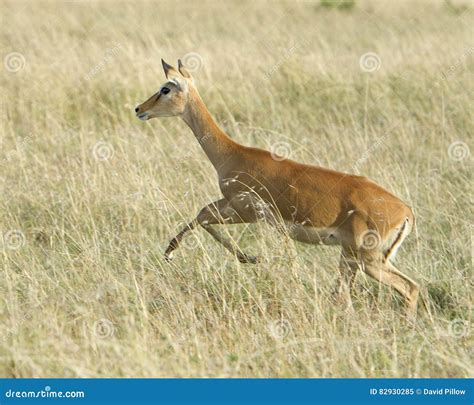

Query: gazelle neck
[{"left": 181, "top": 89, "right": 238, "bottom": 171}]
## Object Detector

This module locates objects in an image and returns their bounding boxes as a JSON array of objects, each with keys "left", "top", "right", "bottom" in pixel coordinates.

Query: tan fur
[{"left": 135, "top": 59, "right": 419, "bottom": 317}]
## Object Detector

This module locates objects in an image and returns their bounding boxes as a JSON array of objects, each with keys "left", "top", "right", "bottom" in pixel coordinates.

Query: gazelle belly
[{"left": 284, "top": 221, "right": 341, "bottom": 246}]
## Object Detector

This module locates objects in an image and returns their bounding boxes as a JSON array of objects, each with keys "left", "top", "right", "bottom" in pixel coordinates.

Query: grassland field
[{"left": 0, "top": 0, "right": 472, "bottom": 377}]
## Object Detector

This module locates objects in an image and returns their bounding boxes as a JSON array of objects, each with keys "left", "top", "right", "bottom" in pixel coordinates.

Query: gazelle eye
[{"left": 161, "top": 87, "right": 170, "bottom": 95}]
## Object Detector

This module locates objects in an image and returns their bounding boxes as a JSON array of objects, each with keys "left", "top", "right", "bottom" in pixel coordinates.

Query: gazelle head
[{"left": 135, "top": 59, "right": 194, "bottom": 121}]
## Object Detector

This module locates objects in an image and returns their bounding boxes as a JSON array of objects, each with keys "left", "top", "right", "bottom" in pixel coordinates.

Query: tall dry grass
[{"left": 0, "top": 0, "right": 472, "bottom": 377}]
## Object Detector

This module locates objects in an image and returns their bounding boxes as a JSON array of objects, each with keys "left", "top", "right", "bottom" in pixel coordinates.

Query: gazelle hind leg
[
  {"left": 384, "top": 260, "right": 419, "bottom": 314},
  {"left": 361, "top": 251, "right": 419, "bottom": 317},
  {"left": 334, "top": 248, "right": 359, "bottom": 308},
  {"left": 164, "top": 198, "right": 257, "bottom": 263}
]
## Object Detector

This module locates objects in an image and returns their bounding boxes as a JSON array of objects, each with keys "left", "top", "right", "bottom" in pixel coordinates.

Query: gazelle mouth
[{"left": 137, "top": 113, "right": 149, "bottom": 121}]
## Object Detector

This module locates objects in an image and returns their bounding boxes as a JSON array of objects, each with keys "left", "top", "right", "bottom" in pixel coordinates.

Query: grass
[{"left": 0, "top": 0, "right": 472, "bottom": 377}]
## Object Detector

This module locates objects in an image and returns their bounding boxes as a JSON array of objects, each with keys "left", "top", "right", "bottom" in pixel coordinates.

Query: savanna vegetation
[{"left": 0, "top": 0, "right": 472, "bottom": 377}]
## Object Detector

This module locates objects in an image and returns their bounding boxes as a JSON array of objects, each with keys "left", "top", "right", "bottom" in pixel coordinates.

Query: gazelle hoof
[{"left": 164, "top": 251, "right": 174, "bottom": 262}]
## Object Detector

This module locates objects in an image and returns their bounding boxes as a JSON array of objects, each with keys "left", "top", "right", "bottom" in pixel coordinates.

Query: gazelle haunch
[{"left": 135, "top": 59, "right": 419, "bottom": 317}]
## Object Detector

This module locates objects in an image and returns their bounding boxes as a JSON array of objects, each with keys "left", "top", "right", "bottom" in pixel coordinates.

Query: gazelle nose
[{"left": 135, "top": 106, "right": 140, "bottom": 113}]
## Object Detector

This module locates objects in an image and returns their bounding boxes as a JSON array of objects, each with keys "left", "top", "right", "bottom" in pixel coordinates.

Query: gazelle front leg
[
  {"left": 164, "top": 220, "right": 198, "bottom": 261},
  {"left": 164, "top": 198, "right": 258, "bottom": 263}
]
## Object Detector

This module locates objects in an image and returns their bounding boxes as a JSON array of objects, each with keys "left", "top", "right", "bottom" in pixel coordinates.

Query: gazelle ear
[
  {"left": 178, "top": 59, "right": 194, "bottom": 83},
  {"left": 161, "top": 59, "right": 179, "bottom": 79}
]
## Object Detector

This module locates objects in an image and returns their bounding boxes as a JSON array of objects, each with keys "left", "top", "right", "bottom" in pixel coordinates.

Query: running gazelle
[{"left": 135, "top": 59, "right": 419, "bottom": 316}]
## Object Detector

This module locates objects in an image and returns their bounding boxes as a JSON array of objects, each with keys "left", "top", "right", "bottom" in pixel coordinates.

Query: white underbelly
[{"left": 283, "top": 221, "right": 341, "bottom": 245}]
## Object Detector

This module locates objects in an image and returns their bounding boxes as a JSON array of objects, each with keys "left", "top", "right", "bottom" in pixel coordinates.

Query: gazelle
[{"left": 135, "top": 59, "right": 419, "bottom": 316}]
